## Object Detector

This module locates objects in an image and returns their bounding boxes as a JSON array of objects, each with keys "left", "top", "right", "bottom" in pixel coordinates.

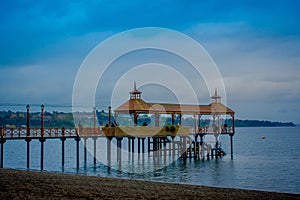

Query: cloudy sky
[{"left": 0, "top": 0, "right": 299, "bottom": 123}]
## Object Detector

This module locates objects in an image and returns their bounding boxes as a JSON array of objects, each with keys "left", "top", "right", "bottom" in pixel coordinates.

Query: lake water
[{"left": 2, "top": 127, "right": 300, "bottom": 194}]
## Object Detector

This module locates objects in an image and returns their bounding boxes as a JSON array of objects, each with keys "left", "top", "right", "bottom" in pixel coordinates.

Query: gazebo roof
[
  {"left": 115, "top": 99, "right": 151, "bottom": 113},
  {"left": 114, "top": 84, "right": 234, "bottom": 116},
  {"left": 115, "top": 100, "right": 234, "bottom": 115}
]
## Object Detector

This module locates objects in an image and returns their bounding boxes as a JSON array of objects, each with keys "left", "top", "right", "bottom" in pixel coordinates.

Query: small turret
[
  {"left": 129, "top": 81, "right": 142, "bottom": 99},
  {"left": 211, "top": 88, "right": 221, "bottom": 103}
]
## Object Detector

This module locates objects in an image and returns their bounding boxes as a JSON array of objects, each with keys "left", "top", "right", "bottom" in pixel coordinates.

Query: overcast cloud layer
[{"left": 0, "top": 0, "right": 299, "bottom": 123}]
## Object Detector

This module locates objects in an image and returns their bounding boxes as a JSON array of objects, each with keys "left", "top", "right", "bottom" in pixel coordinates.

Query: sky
[{"left": 0, "top": 0, "right": 299, "bottom": 123}]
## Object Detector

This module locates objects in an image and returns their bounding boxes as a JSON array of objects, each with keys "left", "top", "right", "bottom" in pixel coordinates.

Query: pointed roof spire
[
  {"left": 130, "top": 81, "right": 142, "bottom": 99},
  {"left": 211, "top": 88, "right": 221, "bottom": 103}
]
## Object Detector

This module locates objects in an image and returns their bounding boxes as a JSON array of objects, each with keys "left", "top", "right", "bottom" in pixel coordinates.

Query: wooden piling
[
  {"left": 230, "top": 133, "right": 234, "bottom": 159},
  {"left": 39, "top": 137, "right": 46, "bottom": 170},
  {"left": 60, "top": 137, "right": 66, "bottom": 167},
  {"left": 141, "top": 138, "right": 145, "bottom": 154},
  {"left": 25, "top": 138, "right": 31, "bottom": 168},
  {"left": 75, "top": 137, "right": 81, "bottom": 169},
  {"left": 0, "top": 138, "right": 5, "bottom": 168},
  {"left": 83, "top": 138, "right": 87, "bottom": 164},
  {"left": 107, "top": 137, "right": 112, "bottom": 167},
  {"left": 93, "top": 137, "right": 97, "bottom": 164}
]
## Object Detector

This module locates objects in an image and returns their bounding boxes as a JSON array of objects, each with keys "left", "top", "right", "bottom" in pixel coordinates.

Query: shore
[{"left": 0, "top": 168, "right": 299, "bottom": 199}]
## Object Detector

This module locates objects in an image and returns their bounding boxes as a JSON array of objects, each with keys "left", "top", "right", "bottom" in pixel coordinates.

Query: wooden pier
[{"left": 0, "top": 86, "right": 235, "bottom": 171}]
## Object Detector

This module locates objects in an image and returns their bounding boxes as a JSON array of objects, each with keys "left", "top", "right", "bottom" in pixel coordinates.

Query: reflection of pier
[{"left": 0, "top": 85, "right": 235, "bottom": 171}]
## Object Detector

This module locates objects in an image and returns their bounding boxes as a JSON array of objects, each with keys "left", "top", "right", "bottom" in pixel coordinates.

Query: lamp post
[
  {"left": 41, "top": 104, "right": 44, "bottom": 137},
  {"left": 93, "top": 107, "right": 97, "bottom": 128},
  {"left": 26, "top": 105, "right": 30, "bottom": 136},
  {"left": 108, "top": 106, "right": 111, "bottom": 126}
]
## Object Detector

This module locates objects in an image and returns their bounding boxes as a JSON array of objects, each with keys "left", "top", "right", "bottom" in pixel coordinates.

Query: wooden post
[
  {"left": 179, "top": 114, "right": 182, "bottom": 125},
  {"left": 75, "top": 137, "right": 81, "bottom": 168},
  {"left": 41, "top": 104, "right": 44, "bottom": 137},
  {"left": 61, "top": 137, "right": 66, "bottom": 167},
  {"left": 93, "top": 137, "right": 97, "bottom": 164},
  {"left": 26, "top": 105, "right": 30, "bottom": 136},
  {"left": 108, "top": 106, "right": 111, "bottom": 126},
  {"left": 25, "top": 138, "right": 31, "bottom": 168},
  {"left": 134, "top": 113, "right": 138, "bottom": 126},
  {"left": 138, "top": 138, "right": 140, "bottom": 154},
  {"left": 182, "top": 136, "right": 187, "bottom": 159},
  {"left": 0, "top": 138, "right": 5, "bottom": 168},
  {"left": 171, "top": 113, "right": 174, "bottom": 125},
  {"left": 128, "top": 137, "right": 131, "bottom": 152},
  {"left": 117, "top": 137, "right": 123, "bottom": 162},
  {"left": 155, "top": 113, "right": 159, "bottom": 127},
  {"left": 93, "top": 107, "right": 97, "bottom": 128},
  {"left": 141, "top": 138, "right": 145, "bottom": 153},
  {"left": 172, "top": 136, "right": 175, "bottom": 158},
  {"left": 107, "top": 137, "right": 112, "bottom": 167},
  {"left": 231, "top": 115, "right": 235, "bottom": 159},
  {"left": 148, "top": 137, "right": 150, "bottom": 154},
  {"left": 39, "top": 137, "right": 46, "bottom": 170},
  {"left": 83, "top": 137, "right": 87, "bottom": 164},
  {"left": 131, "top": 137, "right": 135, "bottom": 153}
]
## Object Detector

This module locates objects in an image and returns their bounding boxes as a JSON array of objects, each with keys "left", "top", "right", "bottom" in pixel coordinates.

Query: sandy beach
[{"left": 0, "top": 168, "right": 298, "bottom": 199}]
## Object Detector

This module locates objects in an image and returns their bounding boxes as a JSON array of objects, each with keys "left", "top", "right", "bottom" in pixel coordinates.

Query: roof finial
[
  {"left": 211, "top": 88, "right": 221, "bottom": 103},
  {"left": 134, "top": 81, "right": 136, "bottom": 90}
]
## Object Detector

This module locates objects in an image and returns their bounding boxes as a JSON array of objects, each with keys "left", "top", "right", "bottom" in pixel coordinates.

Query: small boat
[{"left": 262, "top": 135, "right": 266, "bottom": 139}]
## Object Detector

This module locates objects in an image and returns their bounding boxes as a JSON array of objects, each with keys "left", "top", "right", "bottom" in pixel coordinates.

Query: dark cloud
[{"left": 0, "top": 0, "right": 299, "bottom": 122}]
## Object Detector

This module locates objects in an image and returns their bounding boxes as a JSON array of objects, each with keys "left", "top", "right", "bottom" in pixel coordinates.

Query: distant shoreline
[
  {"left": 0, "top": 168, "right": 299, "bottom": 199},
  {"left": 0, "top": 110, "right": 296, "bottom": 128}
]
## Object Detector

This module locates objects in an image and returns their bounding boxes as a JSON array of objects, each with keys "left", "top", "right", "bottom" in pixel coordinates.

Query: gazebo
[
  {"left": 102, "top": 83, "right": 236, "bottom": 159},
  {"left": 114, "top": 83, "right": 235, "bottom": 135}
]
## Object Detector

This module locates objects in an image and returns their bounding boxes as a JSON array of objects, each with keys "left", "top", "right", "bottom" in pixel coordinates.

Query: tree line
[{"left": 0, "top": 111, "right": 295, "bottom": 128}]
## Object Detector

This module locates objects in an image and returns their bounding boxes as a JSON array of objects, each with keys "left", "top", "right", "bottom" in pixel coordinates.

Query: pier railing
[
  {"left": 197, "top": 126, "right": 234, "bottom": 135},
  {"left": 0, "top": 127, "right": 104, "bottom": 139},
  {"left": 0, "top": 126, "right": 234, "bottom": 139}
]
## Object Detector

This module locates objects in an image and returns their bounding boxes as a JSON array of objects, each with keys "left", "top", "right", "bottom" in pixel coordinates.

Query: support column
[
  {"left": 128, "top": 137, "right": 131, "bottom": 152},
  {"left": 108, "top": 106, "right": 111, "bottom": 126},
  {"left": 60, "top": 137, "right": 66, "bottom": 167},
  {"left": 107, "top": 137, "right": 112, "bottom": 167},
  {"left": 133, "top": 113, "right": 138, "bottom": 126},
  {"left": 39, "top": 137, "right": 46, "bottom": 170},
  {"left": 25, "top": 138, "right": 31, "bottom": 168},
  {"left": 172, "top": 136, "right": 175, "bottom": 159},
  {"left": 141, "top": 138, "right": 145, "bottom": 153},
  {"left": 155, "top": 113, "right": 159, "bottom": 127},
  {"left": 200, "top": 134, "right": 204, "bottom": 160},
  {"left": 148, "top": 137, "right": 150, "bottom": 154},
  {"left": 231, "top": 115, "right": 235, "bottom": 159},
  {"left": 171, "top": 113, "right": 174, "bottom": 125},
  {"left": 26, "top": 105, "right": 30, "bottom": 137},
  {"left": 40, "top": 104, "right": 44, "bottom": 137},
  {"left": 116, "top": 137, "right": 123, "bottom": 162},
  {"left": 194, "top": 114, "right": 197, "bottom": 134},
  {"left": 138, "top": 138, "right": 140, "bottom": 154},
  {"left": 182, "top": 136, "right": 187, "bottom": 159},
  {"left": 230, "top": 133, "right": 234, "bottom": 159},
  {"left": 75, "top": 137, "right": 81, "bottom": 168},
  {"left": 93, "top": 137, "right": 97, "bottom": 164},
  {"left": 138, "top": 138, "right": 141, "bottom": 159},
  {"left": 193, "top": 135, "right": 198, "bottom": 158},
  {"left": 93, "top": 107, "right": 97, "bottom": 128},
  {"left": 179, "top": 114, "right": 182, "bottom": 125},
  {"left": 83, "top": 137, "right": 87, "bottom": 164},
  {"left": 131, "top": 137, "right": 135, "bottom": 153},
  {"left": 0, "top": 137, "right": 6, "bottom": 168}
]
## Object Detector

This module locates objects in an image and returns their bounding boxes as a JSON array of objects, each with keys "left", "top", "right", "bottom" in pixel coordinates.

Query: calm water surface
[{"left": 3, "top": 127, "right": 300, "bottom": 194}]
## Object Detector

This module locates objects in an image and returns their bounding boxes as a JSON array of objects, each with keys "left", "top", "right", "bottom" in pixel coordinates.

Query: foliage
[{"left": 0, "top": 111, "right": 296, "bottom": 128}]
